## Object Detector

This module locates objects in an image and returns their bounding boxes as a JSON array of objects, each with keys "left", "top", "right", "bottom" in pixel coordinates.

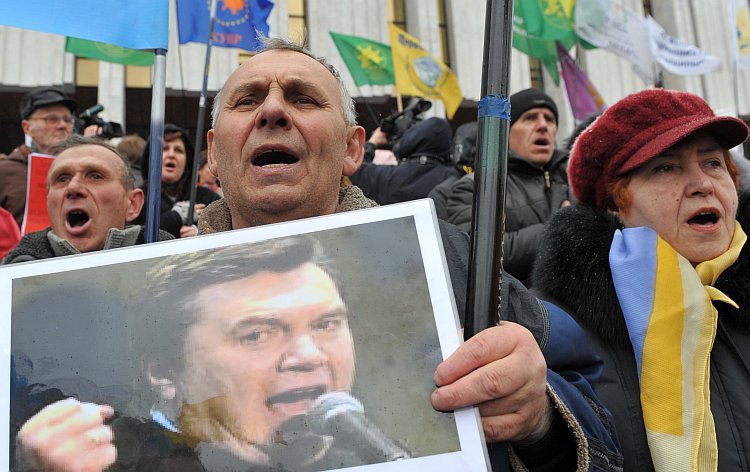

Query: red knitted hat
[{"left": 569, "top": 89, "right": 749, "bottom": 209}]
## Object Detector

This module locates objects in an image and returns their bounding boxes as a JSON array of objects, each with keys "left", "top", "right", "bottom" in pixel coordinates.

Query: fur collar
[
  {"left": 532, "top": 194, "right": 750, "bottom": 346},
  {"left": 198, "top": 185, "right": 378, "bottom": 235}
]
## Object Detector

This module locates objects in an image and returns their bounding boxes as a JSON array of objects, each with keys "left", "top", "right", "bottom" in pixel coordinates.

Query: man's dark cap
[
  {"left": 509, "top": 88, "right": 558, "bottom": 127},
  {"left": 20, "top": 87, "right": 78, "bottom": 119}
]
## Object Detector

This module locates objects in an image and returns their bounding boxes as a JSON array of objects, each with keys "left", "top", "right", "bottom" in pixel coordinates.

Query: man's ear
[
  {"left": 207, "top": 129, "right": 220, "bottom": 177},
  {"left": 124, "top": 188, "right": 145, "bottom": 223},
  {"left": 342, "top": 125, "right": 365, "bottom": 177},
  {"left": 21, "top": 120, "right": 32, "bottom": 135}
]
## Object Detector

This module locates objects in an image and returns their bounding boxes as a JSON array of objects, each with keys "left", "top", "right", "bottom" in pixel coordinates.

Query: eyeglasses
[{"left": 29, "top": 115, "right": 74, "bottom": 126}]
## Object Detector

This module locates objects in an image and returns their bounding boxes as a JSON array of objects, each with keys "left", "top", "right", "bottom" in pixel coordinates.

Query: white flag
[
  {"left": 647, "top": 16, "right": 721, "bottom": 75},
  {"left": 575, "top": 0, "right": 656, "bottom": 85},
  {"left": 729, "top": 0, "right": 750, "bottom": 70}
]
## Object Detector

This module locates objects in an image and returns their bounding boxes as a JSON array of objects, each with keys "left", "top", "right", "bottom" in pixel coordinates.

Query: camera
[
  {"left": 75, "top": 104, "right": 124, "bottom": 139},
  {"left": 379, "top": 99, "right": 432, "bottom": 144}
]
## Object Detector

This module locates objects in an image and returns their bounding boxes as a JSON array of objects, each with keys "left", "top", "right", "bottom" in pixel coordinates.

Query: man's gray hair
[
  {"left": 211, "top": 36, "right": 357, "bottom": 127},
  {"left": 47, "top": 135, "right": 136, "bottom": 190}
]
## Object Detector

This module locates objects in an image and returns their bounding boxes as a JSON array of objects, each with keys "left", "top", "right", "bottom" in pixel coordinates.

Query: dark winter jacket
[
  {"left": 532, "top": 196, "right": 750, "bottom": 471},
  {"left": 200, "top": 185, "right": 623, "bottom": 472},
  {"left": 446, "top": 150, "right": 572, "bottom": 286},
  {"left": 0, "top": 144, "right": 31, "bottom": 228},
  {"left": 351, "top": 117, "right": 461, "bottom": 205}
]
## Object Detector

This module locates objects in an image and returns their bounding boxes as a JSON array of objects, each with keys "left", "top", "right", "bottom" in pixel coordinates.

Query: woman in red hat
[{"left": 532, "top": 88, "right": 750, "bottom": 471}]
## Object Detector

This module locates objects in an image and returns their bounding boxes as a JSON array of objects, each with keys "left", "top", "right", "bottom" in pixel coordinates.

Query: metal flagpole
[
  {"left": 464, "top": 0, "right": 514, "bottom": 340},
  {"left": 187, "top": 0, "right": 218, "bottom": 226},
  {"left": 144, "top": 48, "right": 168, "bottom": 243}
]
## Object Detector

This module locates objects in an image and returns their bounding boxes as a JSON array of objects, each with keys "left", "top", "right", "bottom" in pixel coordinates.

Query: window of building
[
  {"left": 288, "top": 0, "right": 306, "bottom": 42},
  {"left": 437, "top": 0, "right": 450, "bottom": 67},
  {"left": 388, "top": 0, "right": 406, "bottom": 30}
]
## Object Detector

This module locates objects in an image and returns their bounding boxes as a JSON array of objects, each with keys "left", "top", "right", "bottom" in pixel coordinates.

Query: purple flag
[{"left": 556, "top": 42, "right": 606, "bottom": 121}]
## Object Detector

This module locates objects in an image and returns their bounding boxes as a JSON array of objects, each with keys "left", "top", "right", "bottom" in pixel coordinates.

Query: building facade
[{"left": 1, "top": 0, "right": 748, "bottom": 153}]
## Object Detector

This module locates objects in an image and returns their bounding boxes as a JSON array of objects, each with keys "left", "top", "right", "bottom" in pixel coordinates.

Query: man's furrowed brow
[{"left": 225, "top": 80, "right": 267, "bottom": 103}]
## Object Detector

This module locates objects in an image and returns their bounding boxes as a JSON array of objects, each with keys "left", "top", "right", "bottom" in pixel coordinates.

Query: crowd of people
[{"left": 2, "top": 35, "right": 750, "bottom": 472}]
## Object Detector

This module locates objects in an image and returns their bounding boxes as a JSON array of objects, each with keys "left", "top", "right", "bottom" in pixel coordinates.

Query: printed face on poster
[{"left": 0, "top": 200, "right": 490, "bottom": 472}]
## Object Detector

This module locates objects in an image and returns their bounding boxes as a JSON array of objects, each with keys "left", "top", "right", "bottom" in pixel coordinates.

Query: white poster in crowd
[
  {"left": 646, "top": 16, "right": 721, "bottom": 75},
  {"left": 728, "top": 0, "right": 750, "bottom": 70},
  {"left": 575, "top": 0, "right": 657, "bottom": 84}
]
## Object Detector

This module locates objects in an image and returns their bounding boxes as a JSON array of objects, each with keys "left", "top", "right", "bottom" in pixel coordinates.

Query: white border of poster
[{"left": 0, "top": 199, "right": 491, "bottom": 472}]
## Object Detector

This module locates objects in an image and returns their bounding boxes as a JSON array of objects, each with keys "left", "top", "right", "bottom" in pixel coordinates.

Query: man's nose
[
  {"left": 280, "top": 334, "right": 325, "bottom": 370},
  {"left": 65, "top": 175, "right": 86, "bottom": 198},
  {"left": 255, "top": 92, "right": 291, "bottom": 130},
  {"left": 535, "top": 115, "right": 549, "bottom": 130}
]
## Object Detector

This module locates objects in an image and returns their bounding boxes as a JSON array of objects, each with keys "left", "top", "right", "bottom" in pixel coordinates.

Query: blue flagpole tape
[{"left": 478, "top": 95, "right": 510, "bottom": 119}]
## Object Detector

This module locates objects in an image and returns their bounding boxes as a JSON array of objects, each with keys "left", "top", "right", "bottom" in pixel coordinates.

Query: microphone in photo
[{"left": 309, "top": 391, "right": 411, "bottom": 463}]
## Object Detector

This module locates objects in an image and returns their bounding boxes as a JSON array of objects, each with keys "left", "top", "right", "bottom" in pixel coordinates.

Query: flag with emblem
[
  {"left": 329, "top": 32, "right": 394, "bottom": 86},
  {"left": 65, "top": 37, "right": 155, "bottom": 66},
  {"left": 176, "top": 0, "right": 274, "bottom": 52},
  {"left": 389, "top": 24, "right": 463, "bottom": 119}
]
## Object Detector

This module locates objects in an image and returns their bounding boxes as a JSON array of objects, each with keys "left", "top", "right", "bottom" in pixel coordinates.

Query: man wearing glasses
[{"left": 0, "top": 87, "right": 78, "bottom": 228}]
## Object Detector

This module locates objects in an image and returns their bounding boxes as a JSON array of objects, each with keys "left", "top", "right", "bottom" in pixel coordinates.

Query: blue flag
[
  {"left": 177, "top": 0, "right": 274, "bottom": 52},
  {"left": 0, "top": 0, "right": 168, "bottom": 50}
]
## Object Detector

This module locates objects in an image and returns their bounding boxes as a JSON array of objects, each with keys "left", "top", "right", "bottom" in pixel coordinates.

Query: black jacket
[
  {"left": 134, "top": 186, "right": 220, "bottom": 238},
  {"left": 446, "top": 150, "right": 572, "bottom": 286},
  {"left": 532, "top": 196, "right": 750, "bottom": 471},
  {"left": 351, "top": 117, "right": 460, "bottom": 205}
]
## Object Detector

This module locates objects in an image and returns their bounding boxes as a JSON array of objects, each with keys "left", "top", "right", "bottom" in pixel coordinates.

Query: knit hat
[
  {"left": 569, "top": 88, "right": 749, "bottom": 209},
  {"left": 20, "top": 87, "right": 77, "bottom": 119},
  {"left": 510, "top": 89, "right": 558, "bottom": 127}
]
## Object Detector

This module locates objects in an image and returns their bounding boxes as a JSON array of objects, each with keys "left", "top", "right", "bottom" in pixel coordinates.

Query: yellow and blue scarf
[{"left": 609, "top": 222, "right": 746, "bottom": 471}]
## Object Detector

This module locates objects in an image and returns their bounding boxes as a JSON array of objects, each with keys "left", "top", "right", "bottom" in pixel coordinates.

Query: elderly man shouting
[{"left": 199, "top": 38, "right": 620, "bottom": 471}]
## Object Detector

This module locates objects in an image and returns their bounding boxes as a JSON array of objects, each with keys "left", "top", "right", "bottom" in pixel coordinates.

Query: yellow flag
[{"left": 389, "top": 24, "right": 463, "bottom": 119}]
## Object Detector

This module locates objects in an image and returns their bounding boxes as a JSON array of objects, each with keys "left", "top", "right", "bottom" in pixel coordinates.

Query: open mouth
[
  {"left": 253, "top": 150, "right": 300, "bottom": 168},
  {"left": 267, "top": 386, "right": 326, "bottom": 407},
  {"left": 67, "top": 210, "right": 90, "bottom": 228},
  {"left": 688, "top": 211, "right": 719, "bottom": 226},
  {"left": 534, "top": 138, "right": 550, "bottom": 146},
  {"left": 164, "top": 161, "right": 176, "bottom": 171}
]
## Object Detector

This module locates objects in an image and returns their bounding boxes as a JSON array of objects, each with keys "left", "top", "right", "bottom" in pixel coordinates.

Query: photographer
[{"left": 349, "top": 117, "right": 462, "bottom": 205}]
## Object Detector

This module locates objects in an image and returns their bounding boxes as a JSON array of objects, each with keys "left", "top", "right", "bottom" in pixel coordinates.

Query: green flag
[
  {"left": 513, "top": 14, "right": 563, "bottom": 85},
  {"left": 329, "top": 32, "right": 394, "bottom": 86},
  {"left": 516, "top": 0, "right": 576, "bottom": 42},
  {"left": 65, "top": 37, "right": 154, "bottom": 66}
]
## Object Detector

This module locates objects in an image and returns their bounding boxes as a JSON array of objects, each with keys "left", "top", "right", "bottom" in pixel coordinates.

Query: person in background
[
  {"left": 115, "top": 134, "right": 147, "bottom": 189},
  {"left": 0, "top": 87, "right": 77, "bottom": 229},
  {"left": 197, "top": 149, "right": 222, "bottom": 196},
  {"left": 445, "top": 89, "right": 573, "bottom": 286},
  {"left": 533, "top": 88, "right": 750, "bottom": 471},
  {"left": 429, "top": 121, "right": 477, "bottom": 220},
  {"left": 349, "top": 117, "right": 463, "bottom": 205},
  {"left": 135, "top": 123, "right": 220, "bottom": 238},
  {"left": 0, "top": 206, "right": 21, "bottom": 259}
]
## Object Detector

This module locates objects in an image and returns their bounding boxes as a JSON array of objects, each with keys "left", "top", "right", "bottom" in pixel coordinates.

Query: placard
[{"left": 1, "top": 200, "right": 490, "bottom": 471}]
